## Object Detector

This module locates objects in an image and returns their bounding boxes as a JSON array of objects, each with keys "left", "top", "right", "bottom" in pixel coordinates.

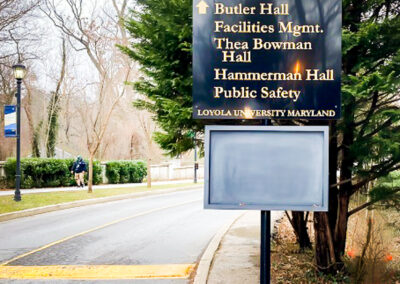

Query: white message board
[{"left": 204, "top": 126, "right": 329, "bottom": 211}]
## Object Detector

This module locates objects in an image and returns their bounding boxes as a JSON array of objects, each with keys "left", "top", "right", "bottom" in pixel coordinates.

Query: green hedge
[
  {"left": 4, "top": 158, "right": 102, "bottom": 188},
  {"left": 105, "top": 160, "right": 147, "bottom": 184}
]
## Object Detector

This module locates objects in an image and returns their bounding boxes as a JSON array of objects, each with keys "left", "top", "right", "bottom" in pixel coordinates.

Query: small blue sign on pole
[{"left": 4, "top": 105, "right": 17, "bottom": 138}]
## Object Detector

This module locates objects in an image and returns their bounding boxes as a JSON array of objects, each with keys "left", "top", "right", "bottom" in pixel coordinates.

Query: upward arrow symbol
[{"left": 196, "top": 0, "right": 209, "bottom": 15}]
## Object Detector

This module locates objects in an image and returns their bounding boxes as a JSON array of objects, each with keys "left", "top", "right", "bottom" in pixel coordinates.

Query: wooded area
[
  {"left": 0, "top": 0, "right": 399, "bottom": 279},
  {"left": 121, "top": 0, "right": 400, "bottom": 277},
  {"left": 0, "top": 0, "right": 166, "bottom": 190}
]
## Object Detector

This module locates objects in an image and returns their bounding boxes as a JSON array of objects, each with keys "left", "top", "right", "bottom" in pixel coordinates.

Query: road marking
[
  {"left": 0, "top": 264, "right": 195, "bottom": 279},
  {"left": 1, "top": 199, "right": 201, "bottom": 266}
]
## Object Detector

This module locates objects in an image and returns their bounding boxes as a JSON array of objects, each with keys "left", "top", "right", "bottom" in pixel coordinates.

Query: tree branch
[{"left": 348, "top": 186, "right": 400, "bottom": 217}]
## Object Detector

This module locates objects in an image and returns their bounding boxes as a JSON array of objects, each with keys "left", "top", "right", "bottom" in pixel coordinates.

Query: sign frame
[
  {"left": 204, "top": 125, "right": 329, "bottom": 211},
  {"left": 192, "top": 0, "right": 342, "bottom": 120}
]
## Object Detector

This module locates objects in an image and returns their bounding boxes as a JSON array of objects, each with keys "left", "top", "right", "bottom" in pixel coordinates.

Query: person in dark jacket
[{"left": 71, "top": 156, "right": 87, "bottom": 188}]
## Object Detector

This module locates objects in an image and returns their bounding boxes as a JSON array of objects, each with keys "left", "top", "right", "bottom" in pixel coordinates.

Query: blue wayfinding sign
[
  {"left": 193, "top": 0, "right": 342, "bottom": 119},
  {"left": 4, "top": 105, "right": 17, "bottom": 138}
]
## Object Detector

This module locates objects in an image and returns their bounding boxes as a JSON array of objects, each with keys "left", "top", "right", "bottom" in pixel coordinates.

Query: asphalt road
[{"left": 0, "top": 188, "right": 240, "bottom": 283}]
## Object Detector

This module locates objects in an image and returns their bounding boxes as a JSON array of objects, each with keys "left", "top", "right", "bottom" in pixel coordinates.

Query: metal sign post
[
  {"left": 260, "top": 210, "right": 271, "bottom": 284},
  {"left": 261, "top": 119, "right": 271, "bottom": 284}
]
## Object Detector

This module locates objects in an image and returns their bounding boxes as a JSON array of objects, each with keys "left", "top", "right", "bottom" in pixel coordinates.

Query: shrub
[
  {"left": 91, "top": 160, "right": 102, "bottom": 185},
  {"left": 105, "top": 160, "right": 147, "bottom": 184},
  {"left": 4, "top": 158, "right": 102, "bottom": 188},
  {"left": 105, "top": 161, "right": 120, "bottom": 184}
]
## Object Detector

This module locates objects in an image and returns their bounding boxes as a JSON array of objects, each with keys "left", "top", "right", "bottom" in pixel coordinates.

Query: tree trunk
[
  {"left": 46, "top": 98, "right": 59, "bottom": 158},
  {"left": 292, "top": 212, "right": 312, "bottom": 249},
  {"left": 287, "top": 211, "right": 312, "bottom": 250},
  {"left": 147, "top": 158, "right": 151, "bottom": 188},
  {"left": 45, "top": 40, "right": 66, "bottom": 158},
  {"left": 333, "top": 95, "right": 355, "bottom": 261},
  {"left": 88, "top": 154, "right": 94, "bottom": 193},
  {"left": 314, "top": 212, "right": 337, "bottom": 273},
  {"left": 313, "top": 100, "right": 355, "bottom": 272},
  {"left": 334, "top": 191, "right": 350, "bottom": 259},
  {"left": 313, "top": 121, "right": 340, "bottom": 272},
  {"left": 32, "top": 124, "right": 42, "bottom": 158},
  {"left": 328, "top": 121, "right": 339, "bottom": 230},
  {"left": 333, "top": 146, "right": 353, "bottom": 262}
]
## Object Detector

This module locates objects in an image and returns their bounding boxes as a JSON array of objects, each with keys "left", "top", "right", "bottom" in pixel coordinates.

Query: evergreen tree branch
[
  {"left": 348, "top": 186, "right": 400, "bottom": 217},
  {"left": 357, "top": 91, "right": 378, "bottom": 139},
  {"left": 362, "top": 117, "right": 393, "bottom": 139}
]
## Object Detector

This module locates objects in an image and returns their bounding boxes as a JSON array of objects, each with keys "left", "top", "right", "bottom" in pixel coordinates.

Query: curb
[
  {"left": 193, "top": 212, "right": 245, "bottom": 284},
  {"left": 0, "top": 185, "right": 201, "bottom": 223}
]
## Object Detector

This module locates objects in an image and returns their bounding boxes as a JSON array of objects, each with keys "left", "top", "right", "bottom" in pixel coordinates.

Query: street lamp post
[
  {"left": 187, "top": 130, "right": 198, "bottom": 184},
  {"left": 12, "top": 63, "right": 26, "bottom": 202},
  {"left": 186, "top": 130, "right": 199, "bottom": 183},
  {"left": 194, "top": 140, "right": 198, "bottom": 184}
]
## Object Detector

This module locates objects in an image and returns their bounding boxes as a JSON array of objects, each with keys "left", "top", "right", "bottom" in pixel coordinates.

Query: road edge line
[
  {"left": 193, "top": 212, "right": 245, "bottom": 284},
  {"left": 0, "top": 185, "right": 201, "bottom": 223}
]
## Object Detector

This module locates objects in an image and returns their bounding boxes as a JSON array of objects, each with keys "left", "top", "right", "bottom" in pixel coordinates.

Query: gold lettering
[
  {"left": 279, "top": 22, "right": 323, "bottom": 37},
  {"left": 259, "top": 3, "right": 289, "bottom": 15},
  {"left": 214, "top": 69, "right": 302, "bottom": 81},
  {"left": 214, "top": 38, "right": 249, "bottom": 50},
  {"left": 306, "top": 69, "right": 334, "bottom": 81},
  {"left": 214, "top": 3, "right": 256, "bottom": 15},
  {"left": 253, "top": 38, "right": 312, "bottom": 50}
]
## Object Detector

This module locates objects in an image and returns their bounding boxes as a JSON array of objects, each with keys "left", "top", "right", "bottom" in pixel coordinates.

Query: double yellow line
[{"left": 0, "top": 199, "right": 200, "bottom": 280}]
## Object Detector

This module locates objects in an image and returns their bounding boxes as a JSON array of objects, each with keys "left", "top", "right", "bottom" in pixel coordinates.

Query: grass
[{"left": 0, "top": 182, "right": 202, "bottom": 214}]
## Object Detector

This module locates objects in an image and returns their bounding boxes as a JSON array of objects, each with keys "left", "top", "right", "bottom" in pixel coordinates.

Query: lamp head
[{"left": 12, "top": 63, "right": 26, "bottom": 80}]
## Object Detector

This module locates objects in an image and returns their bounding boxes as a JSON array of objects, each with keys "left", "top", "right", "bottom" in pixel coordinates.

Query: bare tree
[
  {"left": 0, "top": 1, "right": 39, "bottom": 33},
  {"left": 77, "top": 69, "right": 130, "bottom": 192},
  {"left": 23, "top": 79, "right": 44, "bottom": 158},
  {"left": 136, "top": 111, "right": 157, "bottom": 188},
  {"left": 129, "top": 131, "right": 141, "bottom": 160},
  {"left": 0, "top": 0, "right": 41, "bottom": 159},
  {"left": 44, "top": 38, "right": 67, "bottom": 157},
  {"left": 42, "top": 0, "right": 137, "bottom": 191}
]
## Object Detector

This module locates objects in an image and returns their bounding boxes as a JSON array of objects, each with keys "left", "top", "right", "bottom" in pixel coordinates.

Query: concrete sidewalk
[
  {"left": 206, "top": 211, "right": 283, "bottom": 284},
  {"left": 0, "top": 179, "right": 203, "bottom": 196}
]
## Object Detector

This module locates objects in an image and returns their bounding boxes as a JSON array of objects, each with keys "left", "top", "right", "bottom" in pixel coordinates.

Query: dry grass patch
[
  {"left": 271, "top": 215, "right": 349, "bottom": 284},
  {"left": 346, "top": 207, "right": 400, "bottom": 283}
]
